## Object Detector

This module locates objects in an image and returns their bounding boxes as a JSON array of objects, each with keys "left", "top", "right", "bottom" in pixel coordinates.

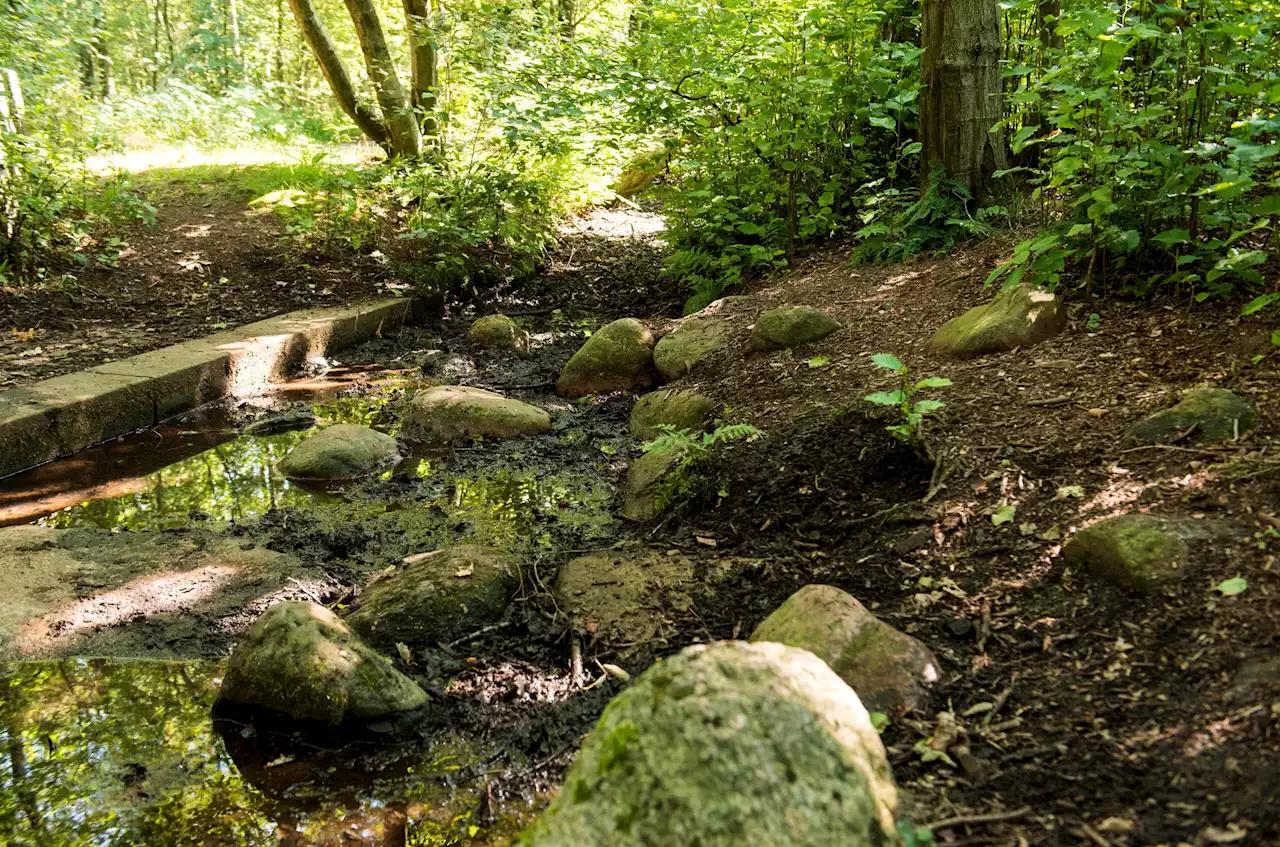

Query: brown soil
[
  {"left": 0, "top": 180, "right": 393, "bottom": 388},
  {"left": 652, "top": 239, "right": 1280, "bottom": 846}
]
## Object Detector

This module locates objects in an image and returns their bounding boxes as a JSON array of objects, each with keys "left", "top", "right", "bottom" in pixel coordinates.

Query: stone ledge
[{"left": 0, "top": 298, "right": 417, "bottom": 478}]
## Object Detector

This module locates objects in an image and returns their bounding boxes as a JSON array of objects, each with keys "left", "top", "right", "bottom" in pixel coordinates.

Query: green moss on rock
[
  {"left": 1123, "top": 388, "right": 1257, "bottom": 446},
  {"left": 402, "top": 386, "right": 551, "bottom": 442},
  {"left": 218, "top": 601, "right": 428, "bottom": 724},
  {"left": 556, "top": 319, "right": 656, "bottom": 398},
  {"left": 470, "top": 314, "right": 530, "bottom": 353},
  {"left": 927, "top": 285, "right": 1067, "bottom": 358},
  {"left": 629, "top": 390, "right": 717, "bottom": 439},
  {"left": 749, "top": 584, "right": 942, "bottom": 714},
  {"left": 749, "top": 305, "right": 840, "bottom": 352},
  {"left": 620, "top": 449, "right": 681, "bottom": 521},
  {"left": 518, "top": 641, "right": 900, "bottom": 847},
  {"left": 278, "top": 424, "right": 399, "bottom": 480},
  {"left": 1062, "top": 514, "right": 1191, "bottom": 592},
  {"left": 344, "top": 546, "right": 521, "bottom": 649}
]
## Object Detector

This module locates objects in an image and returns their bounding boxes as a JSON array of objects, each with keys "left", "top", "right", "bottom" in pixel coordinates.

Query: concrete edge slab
[{"left": 0, "top": 297, "right": 419, "bottom": 478}]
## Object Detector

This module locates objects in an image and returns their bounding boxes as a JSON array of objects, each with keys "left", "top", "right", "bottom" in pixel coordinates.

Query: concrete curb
[{"left": 0, "top": 298, "right": 418, "bottom": 477}]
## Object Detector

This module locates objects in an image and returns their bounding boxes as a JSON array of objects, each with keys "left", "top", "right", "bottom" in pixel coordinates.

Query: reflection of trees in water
[
  {"left": 0, "top": 659, "right": 269, "bottom": 845},
  {"left": 41, "top": 431, "right": 319, "bottom": 531}
]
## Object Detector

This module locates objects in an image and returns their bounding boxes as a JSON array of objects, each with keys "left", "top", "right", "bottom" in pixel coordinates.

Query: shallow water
[{"left": 0, "top": 658, "right": 541, "bottom": 846}]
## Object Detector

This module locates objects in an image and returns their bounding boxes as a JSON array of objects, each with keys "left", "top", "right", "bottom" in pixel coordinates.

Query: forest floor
[{"left": 2, "top": 173, "right": 1278, "bottom": 846}]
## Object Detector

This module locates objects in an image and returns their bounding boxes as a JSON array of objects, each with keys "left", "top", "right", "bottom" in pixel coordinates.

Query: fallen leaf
[
  {"left": 1086, "top": 408, "right": 1109, "bottom": 417},
  {"left": 992, "top": 505, "right": 1016, "bottom": 526},
  {"left": 1214, "top": 576, "right": 1247, "bottom": 596},
  {"left": 454, "top": 566, "right": 474, "bottom": 578},
  {"left": 1055, "top": 485, "right": 1086, "bottom": 500},
  {"left": 696, "top": 536, "right": 718, "bottom": 547},
  {"left": 600, "top": 663, "right": 631, "bottom": 681},
  {"left": 807, "top": 355, "right": 830, "bottom": 369}
]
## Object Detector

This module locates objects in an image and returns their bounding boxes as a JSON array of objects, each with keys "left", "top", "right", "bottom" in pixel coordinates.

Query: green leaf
[
  {"left": 870, "top": 353, "right": 905, "bottom": 372},
  {"left": 870, "top": 712, "right": 890, "bottom": 734},
  {"left": 1214, "top": 576, "right": 1247, "bottom": 596},
  {"left": 914, "top": 377, "right": 953, "bottom": 389},
  {"left": 864, "top": 390, "right": 905, "bottom": 406},
  {"left": 912, "top": 399, "right": 945, "bottom": 416},
  {"left": 1241, "top": 292, "right": 1280, "bottom": 316},
  {"left": 1055, "top": 485, "right": 1086, "bottom": 500},
  {"left": 991, "top": 505, "right": 1016, "bottom": 526},
  {"left": 1152, "top": 228, "right": 1190, "bottom": 246},
  {"left": 807, "top": 355, "right": 830, "bottom": 368}
]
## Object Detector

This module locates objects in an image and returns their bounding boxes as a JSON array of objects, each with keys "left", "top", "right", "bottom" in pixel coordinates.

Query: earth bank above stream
[{"left": 0, "top": 212, "right": 1277, "bottom": 845}]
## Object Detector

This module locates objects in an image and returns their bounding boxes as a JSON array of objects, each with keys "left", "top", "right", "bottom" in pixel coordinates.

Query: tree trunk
[
  {"left": 228, "top": 0, "right": 242, "bottom": 60},
  {"left": 919, "top": 0, "right": 1006, "bottom": 204},
  {"left": 162, "top": 0, "right": 174, "bottom": 65},
  {"left": 557, "top": 0, "right": 575, "bottom": 38},
  {"left": 401, "top": 0, "right": 440, "bottom": 145},
  {"left": 343, "top": 0, "right": 422, "bottom": 158},
  {"left": 152, "top": 0, "right": 162, "bottom": 88},
  {"left": 285, "top": 0, "right": 393, "bottom": 153}
]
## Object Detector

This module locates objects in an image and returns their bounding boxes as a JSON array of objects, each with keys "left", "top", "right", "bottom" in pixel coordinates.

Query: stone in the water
[
  {"left": 278, "top": 424, "right": 399, "bottom": 480},
  {"left": 749, "top": 305, "right": 841, "bottom": 351},
  {"left": 219, "top": 601, "right": 428, "bottom": 724},
  {"left": 927, "top": 284, "right": 1067, "bottom": 358},
  {"left": 344, "top": 546, "right": 521, "bottom": 649},
  {"left": 749, "top": 584, "right": 942, "bottom": 714},
  {"left": 620, "top": 449, "right": 682, "bottom": 521},
  {"left": 518, "top": 641, "right": 900, "bottom": 847},
  {"left": 470, "top": 314, "right": 530, "bottom": 353},
  {"left": 1062, "top": 514, "right": 1193, "bottom": 591},
  {"left": 555, "top": 549, "right": 747, "bottom": 648},
  {"left": 402, "top": 385, "right": 551, "bottom": 442},
  {"left": 1123, "top": 388, "right": 1257, "bottom": 446},
  {"left": 629, "top": 389, "right": 717, "bottom": 439},
  {"left": 556, "top": 318, "right": 655, "bottom": 398},
  {"left": 244, "top": 409, "right": 316, "bottom": 436}
]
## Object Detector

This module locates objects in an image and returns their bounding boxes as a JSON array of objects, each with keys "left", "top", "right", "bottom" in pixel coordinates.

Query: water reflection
[{"left": 0, "top": 659, "right": 533, "bottom": 846}]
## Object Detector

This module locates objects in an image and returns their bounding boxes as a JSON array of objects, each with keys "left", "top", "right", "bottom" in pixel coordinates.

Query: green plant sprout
[
  {"left": 863, "top": 353, "right": 951, "bottom": 444},
  {"left": 642, "top": 423, "right": 763, "bottom": 512}
]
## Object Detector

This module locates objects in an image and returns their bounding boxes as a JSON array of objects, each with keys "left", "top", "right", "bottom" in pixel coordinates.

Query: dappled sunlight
[
  {"left": 83, "top": 142, "right": 380, "bottom": 175},
  {"left": 13, "top": 565, "right": 241, "bottom": 657},
  {"left": 558, "top": 207, "right": 666, "bottom": 240}
]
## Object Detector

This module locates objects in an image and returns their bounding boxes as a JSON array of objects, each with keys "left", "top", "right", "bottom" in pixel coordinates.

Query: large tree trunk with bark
[
  {"left": 343, "top": 0, "right": 422, "bottom": 158},
  {"left": 285, "top": 0, "right": 392, "bottom": 153},
  {"left": 919, "top": 0, "right": 1006, "bottom": 204},
  {"left": 401, "top": 0, "right": 440, "bottom": 145}
]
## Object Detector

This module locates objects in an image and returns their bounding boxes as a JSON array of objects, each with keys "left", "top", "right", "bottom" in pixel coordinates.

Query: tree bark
[
  {"left": 285, "top": 0, "right": 393, "bottom": 152},
  {"left": 557, "top": 0, "right": 575, "bottom": 38},
  {"left": 919, "top": 0, "right": 1007, "bottom": 204},
  {"left": 342, "top": 0, "right": 422, "bottom": 158},
  {"left": 401, "top": 0, "right": 440, "bottom": 143},
  {"left": 228, "top": 0, "right": 242, "bottom": 60}
]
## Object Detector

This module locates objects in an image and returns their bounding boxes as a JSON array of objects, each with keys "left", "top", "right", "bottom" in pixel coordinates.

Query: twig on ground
[
  {"left": 1026, "top": 395, "right": 1073, "bottom": 407},
  {"left": 445, "top": 622, "right": 510, "bottom": 649},
  {"left": 925, "top": 806, "right": 1033, "bottom": 830}
]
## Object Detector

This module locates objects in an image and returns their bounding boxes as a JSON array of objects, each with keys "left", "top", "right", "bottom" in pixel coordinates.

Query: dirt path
[{"left": 0, "top": 173, "right": 393, "bottom": 389}]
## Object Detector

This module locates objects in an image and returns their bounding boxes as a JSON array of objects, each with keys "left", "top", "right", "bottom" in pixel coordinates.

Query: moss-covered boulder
[
  {"left": 620, "top": 449, "right": 682, "bottom": 521},
  {"left": 629, "top": 389, "right": 717, "bottom": 440},
  {"left": 344, "top": 546, "right": 521, "bottom": 649},
  {"left": 927, "top": 284, "right": 1067, "bottom": 358},
  {"left": 555, "top": 549, "right": 747, "bottom": 648},
  {"left": 749, "top": 585, "right": 941, "bottom": 714},
  {"left": 278, "top": 424, "right": 399, "bottom": 480},
  {"left": 402, "top": 386, "right": 551, "bottom": 442},
  {"left": 1123, "top": 388, "right": 1257, "bottom": 446},
  {"left": 556, "top": 318, "right": 656, "bottom": 397},
  {"left": 1062, "top": 514, "right": 1191, "bottom": 592},
  {"left": 470, "top": 314, "right": 530, "bottom": 353},
  {"left": 749, "top": 305, "right": 841, "bottom": 352},
  {"left": 518, "top": 641, "right": 900, "bottom": 847},
  {"left": 218, "top": 601, "right": 428, "bottom": 724}
]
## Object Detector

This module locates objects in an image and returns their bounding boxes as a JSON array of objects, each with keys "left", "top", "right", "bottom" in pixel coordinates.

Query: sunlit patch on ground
[{"left": 84, "top": 141, "right": 382, "bottom": 175}]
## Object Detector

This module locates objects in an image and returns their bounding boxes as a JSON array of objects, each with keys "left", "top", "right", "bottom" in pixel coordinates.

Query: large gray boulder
[
  {"left": 556, "top": 318, "right": 656, "bottom": 397},
  {"left": 278, "top": 424, "right": 399, "bottom": 480},
  {"left": 1062, "top": 514, "right": 1193, "bottom": 592},
  {"left": 629, "top": 389, "right": 717, "bottom": 440},
  {"left": 402, "top": 385, "right": 551, "bottom": 442},
  {"left": 470, "top": 314, "right": 530, "bottom": 353},
  {"left": 218, "top": 601, "right": 428, "bottom": 724},
  {"left": 518, "top": 641, "right": 900, "bottom": 847},
  {"left": 749, "top": 585, "right": 942, "bottom": 714},
  {"left": 749, "top": 305, "right": 840, "bottom": 352},
  {"left": 344, "top": 546, "right": 521, "bottom": 649},
  {"left": 1123, "top": 388, "right": 1257, "bottom": 446},
  {"left": 927, "top": 284, "right": 1067, "bottom": 358}
]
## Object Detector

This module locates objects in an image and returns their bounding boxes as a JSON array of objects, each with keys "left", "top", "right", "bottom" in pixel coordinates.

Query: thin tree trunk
[
  {"left": 919, "top": 0, "right": 1007, "bottom": 204},
  {"left": 152, "top": 0, "right": 161, "bottom": 89},
  {"left": 402, "top": 0, "right": 440, "bottom": 145},
  {"left": 557, "top": 0, "right": 575, "bottom": 38},
  {"left": 162, "top": 0, "right": 174, "bottom": 65},
  {"left": 285, "top": 0, "right": 393, "bottom": 152},
  {"left": 342, "top": 0, "right": 422, "bottom": 157},
  {"left": 274, "top": 0, "right": 284, "bottom": 82},
  {"left": 228, "top": 0, "right": 242, "bottom": 60}
]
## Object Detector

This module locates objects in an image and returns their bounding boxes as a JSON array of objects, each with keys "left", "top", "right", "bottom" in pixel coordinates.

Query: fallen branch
[{"left": 925, "top": 805, "right": 1033, "bottom": 830}]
